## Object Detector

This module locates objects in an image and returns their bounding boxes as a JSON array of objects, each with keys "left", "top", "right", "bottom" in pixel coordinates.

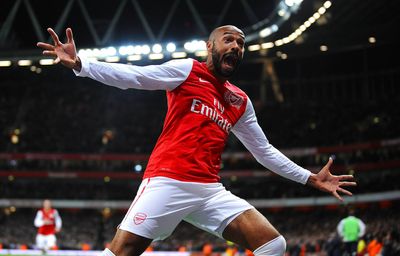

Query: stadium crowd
[
  {"left": 1, "top": 145, "right": 400, "bottom": 172},
  {"left": 1, "top": 168, "right": 399, "bottom": 200},
  {"left": 0, "top": 205, "right": 399, "bottom": 255},
  {"left": 1, "top": 65, "right": 399, "bottom": 154}
]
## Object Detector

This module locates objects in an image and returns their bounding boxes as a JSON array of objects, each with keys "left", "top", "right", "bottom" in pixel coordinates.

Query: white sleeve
[
  {"left": 231, "top": 99, "right": 311, "bottom": 184},
  {"left": 358, "top": 219, "right": 366, "bottom": 237},
  {"left": 34, "top": 211, "right": 44, "bottom": 227},
  {"left": 54, "top": 210, "right": 62, "bottom": 229},
  {"left": 337, "top": 219, "right": 344, "bottom": 237},
  {"left": 73, "top": 57, "right": 193, "bottom": 91}
]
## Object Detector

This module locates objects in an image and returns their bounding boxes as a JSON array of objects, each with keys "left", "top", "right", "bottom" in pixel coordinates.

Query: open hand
[
  {"left": 37, "top": 28, "right": 81, "bottom": 71},
  {"left": 307, "top": 157, "right": 357, "bottom": 201}
]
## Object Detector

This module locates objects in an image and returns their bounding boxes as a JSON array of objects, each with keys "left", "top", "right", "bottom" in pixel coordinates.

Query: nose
[
  {"left": 231, "top": 40, "right": 244, "bottom": 54},
  {"left": 231, "top": 43, "right": 240, "bottom": 54},
  {"left": 231, "top": 42, "right": 240, "bottom": 51}
]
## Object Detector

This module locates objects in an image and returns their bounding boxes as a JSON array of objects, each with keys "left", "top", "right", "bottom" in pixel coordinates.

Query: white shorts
[
  {"left": 119, "top": 177, "right": 254, "bottom": 240},
  {"left": 36, "top": 234, "right": 56, "bottom": 250}
]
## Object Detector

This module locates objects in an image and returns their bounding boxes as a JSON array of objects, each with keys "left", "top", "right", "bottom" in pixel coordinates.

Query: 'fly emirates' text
[{"left": 190, "top": 98, "right": 232, "bottom": 133}]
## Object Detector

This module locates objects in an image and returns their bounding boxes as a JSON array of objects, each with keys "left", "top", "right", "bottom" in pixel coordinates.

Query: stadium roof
[{"left": 0, "top": 0, "right": 399, "bottom": 60}]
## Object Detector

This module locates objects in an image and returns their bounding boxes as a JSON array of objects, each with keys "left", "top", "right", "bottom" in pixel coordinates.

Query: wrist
[
  {"left": 306, "top": 173, "right": 318, "bottom": 187},
  {"left": 73, "top": 56, "right": 82, "bottom": 71}
]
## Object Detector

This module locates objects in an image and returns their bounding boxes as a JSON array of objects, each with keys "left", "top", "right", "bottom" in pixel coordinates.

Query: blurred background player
[
  {"left": 34, "top": 199, "right": 62, "bottom": 253},
  {"left": 337, "top": 207, "right": 366, "bottom": 256}
]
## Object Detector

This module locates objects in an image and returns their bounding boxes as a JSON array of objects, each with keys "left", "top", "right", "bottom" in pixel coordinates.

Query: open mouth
[{"left": 222, "top": 53, "right": 239, "bottom": 69}]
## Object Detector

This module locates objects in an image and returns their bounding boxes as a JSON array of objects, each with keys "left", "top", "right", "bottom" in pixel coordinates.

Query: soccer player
[
  {"left": 34, "top": 199, "right": 62, "bottom": 252},
  {"left": 37, "top": 25, "right": 356, "bottom": 256}
]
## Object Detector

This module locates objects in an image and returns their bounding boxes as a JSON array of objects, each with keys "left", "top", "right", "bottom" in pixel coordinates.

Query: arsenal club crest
[
  {"left": 134, "top": 212, "right": 147, "bottom": 225},
  {"left": 224, "top": 90, "right": 244, "bottom": 109}
]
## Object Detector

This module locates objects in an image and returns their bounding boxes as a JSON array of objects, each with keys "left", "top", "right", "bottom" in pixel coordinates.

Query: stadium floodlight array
[
  {"left": 73, "top": 40, "right": 206, "bottom": 63},
  {"left": 248, "top": 1, "right": 332, "bottom": 53},
  {"left": 0, "top": 1, "right": 331, "bottom": 67},
  {"left": 0, "top": 39, "right": 207, "bottom": 67}
]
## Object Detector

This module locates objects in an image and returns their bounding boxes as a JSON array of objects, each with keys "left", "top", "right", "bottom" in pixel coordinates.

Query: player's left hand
[{"left": 307, "top": 157, "right": 356, "bottom": 201}]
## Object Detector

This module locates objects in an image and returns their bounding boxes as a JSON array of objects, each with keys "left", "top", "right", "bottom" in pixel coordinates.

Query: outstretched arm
[
  {"left": 232, "top": 99, "right": 356, "bottom": 201},
  {"left": 37, "top": 28, "right": 192, "bottom": 91}
]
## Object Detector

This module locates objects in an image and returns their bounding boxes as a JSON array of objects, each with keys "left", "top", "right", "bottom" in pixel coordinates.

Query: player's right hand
[{"left": 37, "top": 28, "right": 81, "bottom": 71}]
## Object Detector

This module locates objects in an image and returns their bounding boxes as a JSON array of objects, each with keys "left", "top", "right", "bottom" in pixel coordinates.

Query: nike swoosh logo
[{"left": 199, "top": 78, "right": 211, "bottom": 83}]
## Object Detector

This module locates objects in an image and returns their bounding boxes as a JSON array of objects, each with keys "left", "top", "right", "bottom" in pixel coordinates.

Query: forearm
[{"left": 254, "top": 144, "right": 312, "bottom": 184}]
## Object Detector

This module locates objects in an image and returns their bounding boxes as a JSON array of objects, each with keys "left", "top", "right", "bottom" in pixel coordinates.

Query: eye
[{"left": 224, "top": 38, "right": 233, "bottom": 43}]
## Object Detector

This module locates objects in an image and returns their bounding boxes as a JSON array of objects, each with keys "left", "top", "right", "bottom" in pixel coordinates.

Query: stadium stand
[{"left": 0, "top": 204, "right": 399, "bottom": 255}]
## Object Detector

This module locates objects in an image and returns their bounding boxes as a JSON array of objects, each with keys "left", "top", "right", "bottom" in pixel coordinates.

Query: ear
[{"left": 206, "top": 40, "right": 212, "bottom": 51}]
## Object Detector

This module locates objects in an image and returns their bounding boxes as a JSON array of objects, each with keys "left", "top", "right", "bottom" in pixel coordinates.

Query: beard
[{"left": 211, "top": 44, "right": 242, "bottom": 78}]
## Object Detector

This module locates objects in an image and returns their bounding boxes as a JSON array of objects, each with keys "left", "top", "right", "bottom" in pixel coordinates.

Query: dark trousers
[{"left": 344, "top": 241, "right": 358, "bottom": 256}]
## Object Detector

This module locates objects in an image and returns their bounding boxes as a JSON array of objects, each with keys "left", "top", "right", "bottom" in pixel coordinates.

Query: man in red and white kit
[
  {"left": 37, "top": 25, "right": 356, "bottom": 256},
  {"left": 34, "top": 199, "right": 62, "bottom": 252}
]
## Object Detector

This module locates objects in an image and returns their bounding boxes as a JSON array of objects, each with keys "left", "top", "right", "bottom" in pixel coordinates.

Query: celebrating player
[{"left": 37, "top": 25, "right": 356, "bottom": 256}]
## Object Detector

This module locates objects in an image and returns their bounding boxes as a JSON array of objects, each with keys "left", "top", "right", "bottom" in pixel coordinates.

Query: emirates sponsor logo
[
  {"left": 133, "top": 212, "right": 147, "bottom": 225},
  {"left": 224, "top": 91, "right": 243, "bottom": 109},
  {"left": 190, "top": 99, "right": 232, "bottom": 133}
]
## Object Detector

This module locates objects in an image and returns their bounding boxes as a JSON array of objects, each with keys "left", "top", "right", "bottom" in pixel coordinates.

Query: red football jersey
[
  {"left": 144, "top": 60, "right": 248, "bottom": 182},
  {"left": 37, "top": 209, "right": 57, "bottom": 235}
]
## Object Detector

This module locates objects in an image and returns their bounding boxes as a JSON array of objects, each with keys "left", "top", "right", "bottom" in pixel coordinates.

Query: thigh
[
  {"left": 184, "top": 185, "right": 253, "bottom": 238},
  {"left": 112, "top": 178, "right": 204, "bottom": 255},
  {"left": 46, "top": 235, "right": 56, "bottom": 247},
  {"left": 222, "top": 208, "right": 281, "bottom": 251},
  {"left": 119, "top": 178, "right": 197, "bottom": 240},
  {"left": 36, "top": 234, "right": 45, "bottom": 248}
]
